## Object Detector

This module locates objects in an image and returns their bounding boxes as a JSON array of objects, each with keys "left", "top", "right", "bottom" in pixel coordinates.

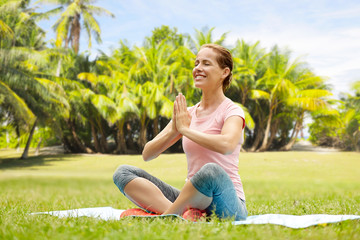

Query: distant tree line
[{"left": 1, "top": 0, "right": 359, "bottom": 158}]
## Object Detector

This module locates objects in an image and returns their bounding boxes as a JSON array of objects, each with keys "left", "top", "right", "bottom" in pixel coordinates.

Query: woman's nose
[{"left": 194, "top": 64, "right": 202, "bottom": 71}]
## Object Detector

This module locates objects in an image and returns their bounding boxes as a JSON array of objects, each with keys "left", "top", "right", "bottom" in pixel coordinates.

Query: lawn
[{"left": 0, "top": 151, "right": 359, "bottom": 239}]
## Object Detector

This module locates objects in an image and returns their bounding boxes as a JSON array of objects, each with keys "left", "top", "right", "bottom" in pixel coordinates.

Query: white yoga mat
[{"left": 31, "top": 207, "right": 360, "bottom": 229}]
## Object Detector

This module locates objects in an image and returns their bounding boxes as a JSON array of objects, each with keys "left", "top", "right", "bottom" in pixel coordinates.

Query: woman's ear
[{"left": 222, "top": 67, "right": 230, "bottom": 79}]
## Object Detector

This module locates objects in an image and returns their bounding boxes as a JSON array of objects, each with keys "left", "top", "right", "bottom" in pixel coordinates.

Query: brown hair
[{"left": 200, "top": 44, "right": 233, "bottom": 92}]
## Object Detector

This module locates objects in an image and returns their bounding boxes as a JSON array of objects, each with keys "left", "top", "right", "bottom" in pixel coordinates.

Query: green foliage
[
  {"left": 309, "top": 81, "right": 360, "bottom": 151},
  {"left": 0, "top": 124, "right": 60, "bottom": 148},
  {"left": 0, "top": 0, "right": 355, "bottom": 153}
]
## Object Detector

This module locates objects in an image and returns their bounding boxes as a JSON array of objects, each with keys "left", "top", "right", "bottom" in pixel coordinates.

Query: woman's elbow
[
  {"left": 142, "top": 149, "right": 153, "bottom": 162},
  {"left": 142, "top": 145, "right": 151, "bottom": 161},
  {"left": 142, "top": 153, "right": 150, "bottom": 161},
  {"left": 220, "top": 142, "right": 237, "bottom": 155},
  {"left": 142, "top": 145, "right": 157, "bottom": 161}
]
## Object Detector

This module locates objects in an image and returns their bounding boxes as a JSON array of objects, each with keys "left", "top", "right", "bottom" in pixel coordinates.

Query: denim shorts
[{"left": 113, "top": 163, "right": 247, "bottom": 220}]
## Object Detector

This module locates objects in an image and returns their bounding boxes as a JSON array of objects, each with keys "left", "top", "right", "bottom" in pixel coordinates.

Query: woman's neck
[{"left": 200, "top": 88, "right": 226, "bottom": 109}]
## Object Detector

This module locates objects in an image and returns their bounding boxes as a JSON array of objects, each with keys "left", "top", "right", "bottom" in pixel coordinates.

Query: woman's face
[{"left": 192, "top": 48, "right": 228, "bottom": 91}]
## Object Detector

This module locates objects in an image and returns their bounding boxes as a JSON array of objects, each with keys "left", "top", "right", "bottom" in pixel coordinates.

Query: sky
[{"left": 34, "top": 0, "right": 360, "bottom": 98}]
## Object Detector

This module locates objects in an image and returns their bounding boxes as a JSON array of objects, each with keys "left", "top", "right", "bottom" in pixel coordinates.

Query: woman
[{"left": 113, "top": 44, "right": 247, "bottom": 221}]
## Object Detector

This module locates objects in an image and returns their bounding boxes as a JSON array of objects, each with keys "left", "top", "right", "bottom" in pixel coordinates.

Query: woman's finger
[
  {"left": 182, "top": 94, "right": 187, "bottom": 111},
  {"left": 174, "top": 100, "right": 178, "bottom": 114},
  {"left": 173, "top": 101, "right": 176, "bottom": 117},
  {"left": 178, "top": 93, "right": 186, "bottom": 111},
  {"left": 177, "top": 95, "right": 183, "bottom": 112}
]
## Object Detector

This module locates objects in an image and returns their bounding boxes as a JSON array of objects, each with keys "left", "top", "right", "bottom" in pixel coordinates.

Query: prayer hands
[{"left": 173, "top": 93, "right": 191, "bottom": 134}]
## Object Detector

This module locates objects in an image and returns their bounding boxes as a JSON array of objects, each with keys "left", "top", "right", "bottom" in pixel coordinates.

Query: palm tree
[
  {"left": 280, "top": 86, "right": 333, "bottom": 150},
  {"left": 130, "top": 37, "right": 179, "bottom": 146},
  {"left": 0, "top": 47, "right": 70, "bottom": 158},
  {"left": 189, "top": 27, "right": 228, "bottom": 53},
  {"left": 340, "top": 81, "right": 360, "bottom": 151},
  {"left": 252, "top": 46, "right": 302, "bottom": 151},
  {"left": 55, "top": 51, "right": 118, "bottom": 153},
  {"left": 38, "top": 0, "right": 114, "bottom": 53},
  {"left": 68, "top": 87, "right": 117, "bottom": 153},
  {"left": 0, "top": 1, "right": 70, "bottom": 158},
  {"left": 1, "top": 0, "right": 47, "bottom": 50},
  {"left": 231, "top": 39, "right": 267, "bottom": 105}
]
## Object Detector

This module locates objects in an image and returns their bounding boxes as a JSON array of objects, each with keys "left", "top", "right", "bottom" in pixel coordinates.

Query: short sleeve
[{"left": 224, "top": 103, "right": 246, "bottom": 129}]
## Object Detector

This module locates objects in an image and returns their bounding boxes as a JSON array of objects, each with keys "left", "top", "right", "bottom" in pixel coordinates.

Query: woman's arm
[
  {"left": 142, "top": 105, "right": 182, "bottom": 161},
  {"left": 174, "top": 94, "right": 243, "bottom": 155}
]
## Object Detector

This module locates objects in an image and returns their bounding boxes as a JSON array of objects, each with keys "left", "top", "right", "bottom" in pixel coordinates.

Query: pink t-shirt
[{"left": 182, "top": 98, "right": 246, "bottom": 200}]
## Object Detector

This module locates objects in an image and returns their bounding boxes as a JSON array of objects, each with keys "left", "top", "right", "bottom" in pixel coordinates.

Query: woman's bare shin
[
  {"left": 124, "top": 178, "right": 172, "bottom": 214},
  {"left": 162, "top": 181, "right": 212, "bottom": 215}
]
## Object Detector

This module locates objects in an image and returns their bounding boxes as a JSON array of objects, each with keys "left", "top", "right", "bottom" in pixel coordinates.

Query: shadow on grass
[{"left": 0, "top": 154, "right": 70, "bottom": 170}]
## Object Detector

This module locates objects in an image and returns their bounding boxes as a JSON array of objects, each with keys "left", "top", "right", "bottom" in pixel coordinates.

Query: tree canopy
[{"left": 1, "top": 0, "right": 359, "bottom": 155}]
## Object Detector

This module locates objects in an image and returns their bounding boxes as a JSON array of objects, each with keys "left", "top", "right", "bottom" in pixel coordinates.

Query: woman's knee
[
  {"left": 197, "top": 163, "right": 226, "bottom": 180},
  {"left": 113, "top": 164, "right": 134, "bottom": 182},
  {"left": 190, "top": 163, "right": 227, "bottom": 197},
  {"left": 113, "top": 164, "right": 140, "bottom": 194}
]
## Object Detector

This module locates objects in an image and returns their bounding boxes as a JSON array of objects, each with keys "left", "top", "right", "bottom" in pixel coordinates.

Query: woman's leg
[
  {"left": 162, "top": 180, "right": 213, "bottom": 215},
  {"left": 163, "top": 163, "right": 247, "bottom": 220},
  {"left": 113, "top": 165, "right": 180, "bottom": 214},
  {"left": 192, "top": 163, "right": 247, "bottom": 220}
]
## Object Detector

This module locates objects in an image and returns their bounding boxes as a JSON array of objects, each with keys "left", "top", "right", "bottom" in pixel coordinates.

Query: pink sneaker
[
  {"left": 120, "top": 208, "right": 158, "bottom": 218},
  {"left": 182, "top": 208, "right": 206, "bottom": 222}
]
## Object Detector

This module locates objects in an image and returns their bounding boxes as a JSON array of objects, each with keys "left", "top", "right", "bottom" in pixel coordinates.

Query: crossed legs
[{"left": 113, "top": 163, "right": 247, "bottom": 220}]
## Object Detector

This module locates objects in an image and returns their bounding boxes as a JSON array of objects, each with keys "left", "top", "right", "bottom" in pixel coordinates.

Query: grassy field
[{"left": 0, "top": 150, "right": 359, "bottom": 239}]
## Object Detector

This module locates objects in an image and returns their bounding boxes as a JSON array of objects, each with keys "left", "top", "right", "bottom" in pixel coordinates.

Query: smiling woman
[
  {"left": 193, "top": 44, "right": 233, "bottom": 93},
  {"left": 113, "top": 44, "right": 247, "bottom": 221}
]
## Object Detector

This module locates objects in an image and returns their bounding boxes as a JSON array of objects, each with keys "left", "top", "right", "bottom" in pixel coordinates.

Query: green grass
[{"left": 0, "top": 151, "right": 359, "bottom": 239}]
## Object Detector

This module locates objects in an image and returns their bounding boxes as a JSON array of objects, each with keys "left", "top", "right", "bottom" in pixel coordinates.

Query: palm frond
[
  {"left": 234, "top": 102, "right": 255, "bottom": 130},
  {"left": 0, "top": 0, "right": 22, "bottom": 13},
  {"left": 90, "top": 94, "right": 117, "bottom": 124},
  {"left": 0, "top": 80, "right": 35, "bottom": 126},
  {"left": 159, "top": 96, "right": 173, "bottom": 118},
  {"left": 34, "top": 6, "right": 63, "bottom": 21},
  {"left": 250, "top": 89, "right": 270, "bottom": 100},
  {"left": 85, "top": 5, "right": 115, "bottom": 17},
  {"left": 0, "top": 20, "right": 14, "bottom": 39},
  {"left": 297, "top": 89, "right": 332, "bottom": 98}
]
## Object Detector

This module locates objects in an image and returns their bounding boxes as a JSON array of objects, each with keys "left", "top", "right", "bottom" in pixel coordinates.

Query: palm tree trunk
[
  {"left": 139, "top": 113, "right": 147, "bottom": 149},
  {"left": 71, "top": 14, "right": 81, "bottom": 54},
  {"left": 98, "top": 123, "right": 108, "bottom": 153},
  {"left": 265, "top": 118, "right": 280, "bottom": 149},
  {"left": 115, "top": 120, "right": 128, "bottom": 154},
  {"left": 21, "top": 118, "right": 38, "bottom": 159},
  {"left": 258, "top": 107, "right": 273, "bottom": 151},
  {"left": 249, "top": 123, "right": 264, "bottom": 152},
  {"left": 126, "top": 122, "right": 137, "bottom": 153},
  {"left": 90, "top": 120, "right": 101, "bottom": 152},
  {"left": 280, "top": 112, "right": 304, "bottom": 151},
  {"left": 288, "top": 122, "right": 297, "bottom": 140},
  {"left": 68, "top": 119, "right": 93, "bottom": 153},
  {"left": 15, "top": 126, "right": 20, "bottom": 152},
  {"left": 153, "top": 117, "right": 159, "bottom": 136},
  {"left": 280, "top": 121, "right": 302, "bottom": 151},
  {"left": 249, "top": 132, "right": 262, "bottom": 151},
  {"left": 241, "top": 88, "right": 248, "bottom": 105}
]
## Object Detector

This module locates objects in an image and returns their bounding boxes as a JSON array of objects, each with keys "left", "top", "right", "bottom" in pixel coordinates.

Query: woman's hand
[
  {"left": 174, "top": 93, "right": 191, "bottom": 134},
  {"left": 171, "top": 100, "right": 178, "bottom": 134}
]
